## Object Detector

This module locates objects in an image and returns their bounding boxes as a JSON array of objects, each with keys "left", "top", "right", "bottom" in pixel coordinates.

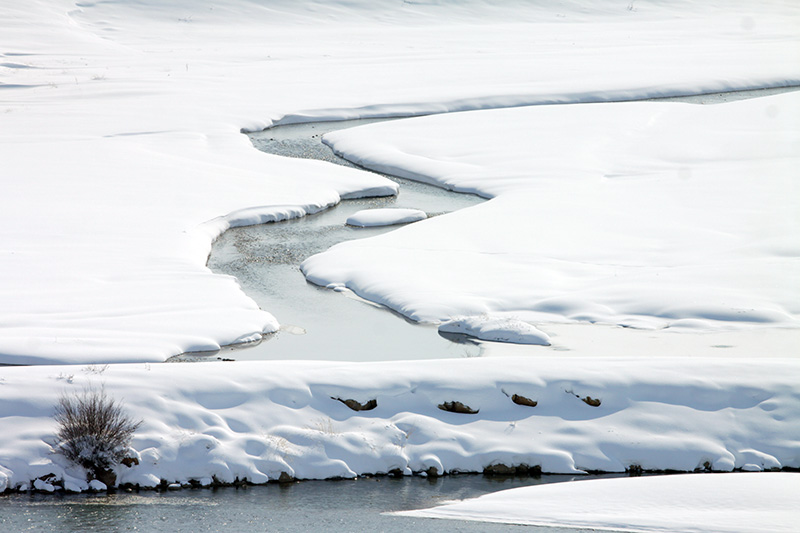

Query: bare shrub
[{"left": 54, "top": 387, "right": 142, "bottom": 481}]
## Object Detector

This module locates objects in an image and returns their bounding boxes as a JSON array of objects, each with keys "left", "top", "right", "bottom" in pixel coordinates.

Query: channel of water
[
  {"left": 186, "top": 119, "right": 486, "bottom": 362},
  {"left": 0, "top": 474, "right": 629, "bottom": 533}
]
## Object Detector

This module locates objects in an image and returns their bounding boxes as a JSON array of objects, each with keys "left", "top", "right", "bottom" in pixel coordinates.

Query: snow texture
[
  {"left": 398, "top": 472, "right": 800, "bottom": 533},
  {"left": 0, "top": 359, "right": 797, "bottom": 492},
  {"left": 439, "top": 316, "right": 551, "bottom": 345},
  {"left": 307, "top": 92, "right": 800, "bottom": 339},
  {"left": 346, "top": 208, "right": 427, "bottom": 227},
  {"left": 1, "top": 0, "right": 799, "bottom": 363},
  {"left": 1, "top": 4, "right": 800, "bottom": 529}
]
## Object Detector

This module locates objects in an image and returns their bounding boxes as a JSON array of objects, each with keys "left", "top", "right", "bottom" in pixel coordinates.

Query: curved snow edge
[{"left": 439, "top": 315, "right": 551, "bottom": 345}]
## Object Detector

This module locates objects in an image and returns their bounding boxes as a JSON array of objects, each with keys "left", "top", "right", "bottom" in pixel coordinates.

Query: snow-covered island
[
  {"left": 1, "top": 0, "right": 799, "bottom": 530},
  {"left": 346, "top": 208, "right": 427, "bottom": 227}
]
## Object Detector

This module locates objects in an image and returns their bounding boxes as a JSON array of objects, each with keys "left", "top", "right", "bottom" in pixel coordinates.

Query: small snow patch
[
  {"left": 64, "top": 480, "right": 83, "bottom": 493},
  {"left": 88, "top": 479, "right": 107, "bottom": 492},
  {"left": 346, "top": 208, "right": 427, "bottom": 227},
  {"left": 33, "top": 478, "right": 55, "bottom": 492},
  {"left": 439, "top": 315, "right": 551, "bottom": 345},
  {"left": 741, "top": 463, "right": 762, "bottom": 472}
]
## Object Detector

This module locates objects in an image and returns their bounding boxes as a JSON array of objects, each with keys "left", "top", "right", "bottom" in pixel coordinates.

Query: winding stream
[
  {"left": 188, "top": 85, "right": 800, "bottom": 364},
  {"left": 191, "top": 119, "right": 485, "bottom": 362}
]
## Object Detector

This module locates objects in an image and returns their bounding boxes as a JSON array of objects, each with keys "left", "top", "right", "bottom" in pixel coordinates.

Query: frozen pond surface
[{"left": 0, "top": 474, "right": 626, "bottom": 533}]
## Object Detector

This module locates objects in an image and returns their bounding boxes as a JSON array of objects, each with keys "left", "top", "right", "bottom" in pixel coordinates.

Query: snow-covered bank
[
  {"left": 2, "top": 0, "right": 799, "bottom": 363},
  {"left": 398, "top": 472, "right": 800, "bottom": 533},
  {"left": 305, "top": 91, "right": 800, "bottom": 343},
  {"left": 0, "top": 358, "right": 798, "bottom": 492}
]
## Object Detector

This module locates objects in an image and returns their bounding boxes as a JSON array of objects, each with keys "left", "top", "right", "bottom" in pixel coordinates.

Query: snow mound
[
  {"left": 397, "top": 472, "right": 800, "bottom": 533},
  {"left": 88, "top": 480, "right": 107, "bottom": 492},
  {"left": 439, "top": 315, "right": 550, "bottom": 345},
  {"left": 1, "top": 359, "right": 798, "bottom": 491},
  {"left": 346, "top": 208, "right": 427, "bottom": 227},
  {"left": 305, "top": 92, "right": 800, "bottom": 339}
]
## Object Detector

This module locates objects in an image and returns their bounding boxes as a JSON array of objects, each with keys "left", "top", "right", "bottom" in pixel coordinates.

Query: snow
[
  {"left": 346, "top": 208, "right": 427, "bottom": 227},
  {"left": 1, "top": 3, "right": 799, "bottom": 531},
  {"left": 439, "top": 316, "right": 551, "bottom": 345},
  {"left": 0, "top": 358, "right": 798, "bottom": 492},
  {"left": 1, "top": 0, "right": 799, "bottom": 363},
  {"left": 88, "top": 480, "right": 107, "bottom": 492},
  {"left": 305, "top": 92, "right": 800, "bottom": 343},
  {"left": 33, "top": 478, "right": 55, "bottom": 493},
  {"left": 398, "top": 473, "right": 800, "bottom": 532}
]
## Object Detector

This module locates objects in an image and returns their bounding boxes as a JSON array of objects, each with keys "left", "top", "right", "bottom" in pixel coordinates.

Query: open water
[{"left": 0, "top": 474, "right": 627, "bottom": 532}]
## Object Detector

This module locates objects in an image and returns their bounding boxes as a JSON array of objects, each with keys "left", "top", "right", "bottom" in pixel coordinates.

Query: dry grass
[{"left": 54, "top": 387, "right": 142, "bottom": 477}]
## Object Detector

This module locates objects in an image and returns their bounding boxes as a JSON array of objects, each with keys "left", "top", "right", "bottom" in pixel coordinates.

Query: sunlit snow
[
  {"left": 399, "top": 473, "right": 800, "bottom": 533},
  {"left": 1, "top": 2, "right": 799, "bottom": 526}
]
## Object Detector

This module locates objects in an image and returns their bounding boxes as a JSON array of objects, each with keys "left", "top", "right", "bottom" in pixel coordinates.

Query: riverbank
[{"left": 1, "top": 358, "right": 797, "bottom": 494}]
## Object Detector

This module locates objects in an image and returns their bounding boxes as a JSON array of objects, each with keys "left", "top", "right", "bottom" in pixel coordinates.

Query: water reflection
[{"left": 1, "top": 474, "right": 628, "bottom": 532}]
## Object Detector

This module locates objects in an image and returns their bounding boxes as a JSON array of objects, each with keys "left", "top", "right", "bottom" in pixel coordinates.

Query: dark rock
[
  {"left": 511, "top": 394, "right": 538, "bottom": 407},
  {"left": 483, "top": 463, "right": 516, "bottom": 476},
  {"left": 438, "top": 401, "right": 479, "bottom": 414},
  {"left": 93, "top": 468, "right": 117, "bottom": 488},
  {"left": 627, "top": 464, "right": 643, "bottom": 476},
  {"left": 483, "top": 463, "right": 542, "bottom": 477},
  {"left": 121, "top": 456, "right": 139, "bottom": 468},
  {"left": 696, "top": 461, "right": 713, "bottom": 472},
  {"left": 527, "top": 464, "right": 543, "bottom": 476},
  {"left": 581, "top": 396, "right": 601, "bottom": 407},
  {"left": 333, "top": 397, "right": 378, "bottom": 411},
  {"left": 277, "top": 472, "right": 295, "bottom": 483}
]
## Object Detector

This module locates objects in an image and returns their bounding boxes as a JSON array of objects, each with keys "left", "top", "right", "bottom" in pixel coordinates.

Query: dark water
[{"left": 0, "top": 474, "right": 626, "bottom": 532}]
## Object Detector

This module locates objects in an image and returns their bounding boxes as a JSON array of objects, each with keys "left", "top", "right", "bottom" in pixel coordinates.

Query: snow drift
[
  {"left": 0, "top": 358, "right": 798, "bottom": 492},
  {"left": 399, "top": 472, "right": 800, "bottom": 533},
  {"left": 305, "top": 92, "right": 800, "bottom": 344}
]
